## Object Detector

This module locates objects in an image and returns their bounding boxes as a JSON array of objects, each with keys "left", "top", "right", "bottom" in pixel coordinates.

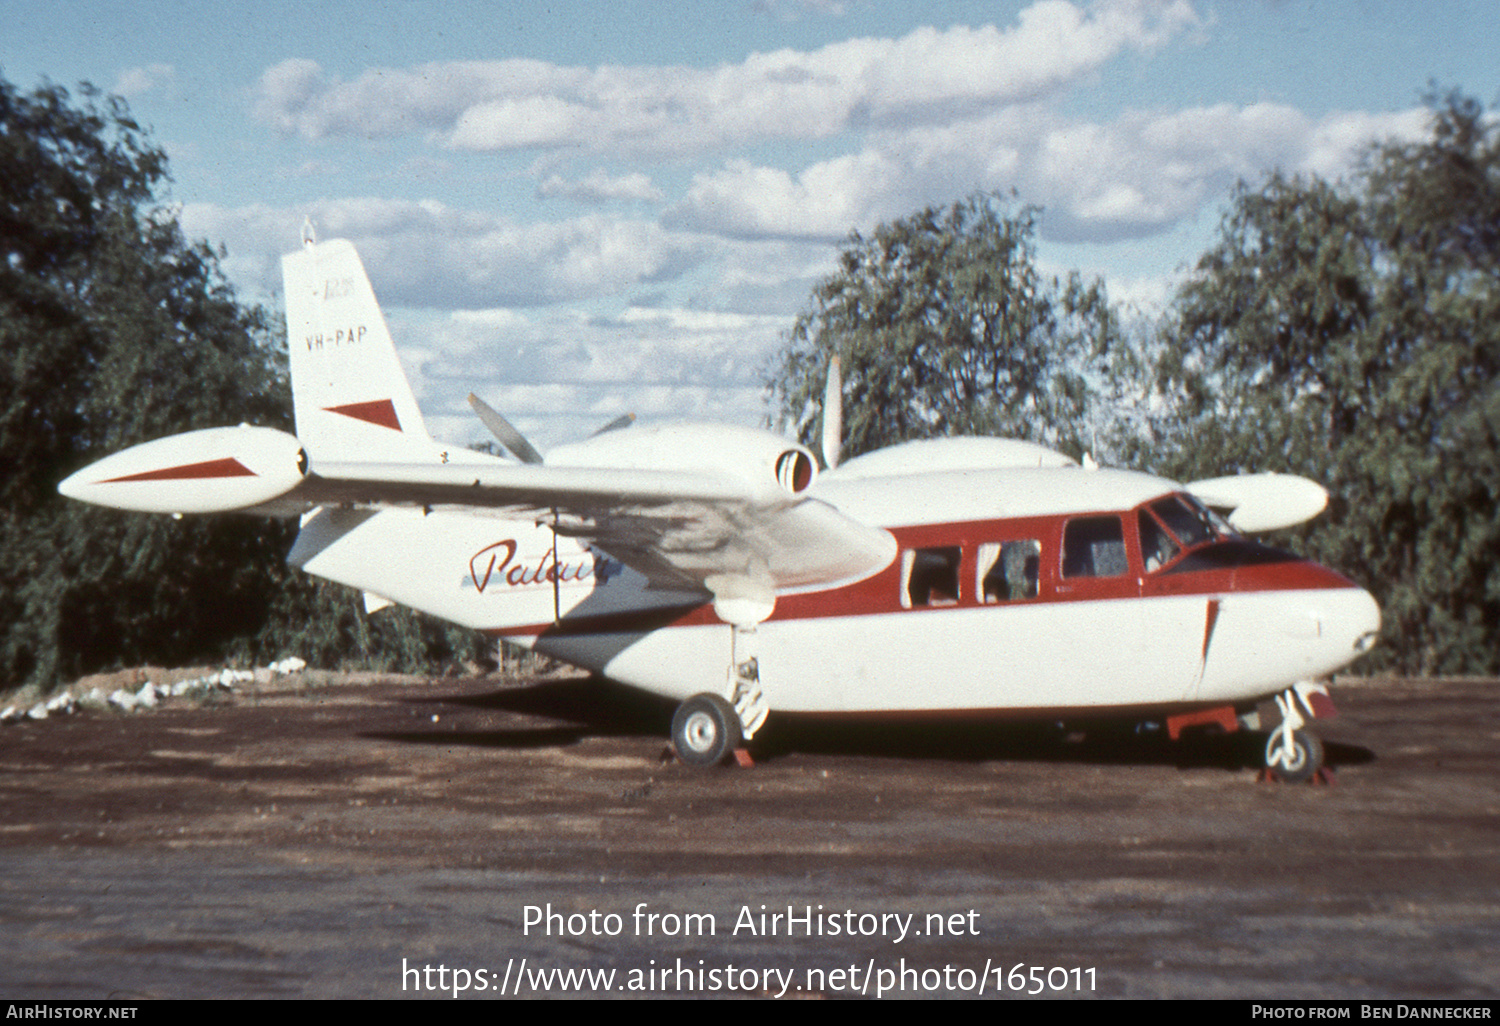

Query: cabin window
[
  {"left": 902, "top": 546, "right": 961, "bottom": 607},
  {"left": 978, "top": 540, "right": 1041, "bottom": 602},
  {"left": 1061, "top": 516, "right": 1127, "bottom": 578},
  {"left": 1138, "top": 510, "right": 1181, "bottom": 572}
]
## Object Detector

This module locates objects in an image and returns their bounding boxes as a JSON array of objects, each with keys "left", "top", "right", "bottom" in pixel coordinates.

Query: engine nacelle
[
  {"left": 58, "top": 425, "right": 307, "bottom": 514},
  {"left": 546, "top": 423, "right": 818, "bottom": 501}
]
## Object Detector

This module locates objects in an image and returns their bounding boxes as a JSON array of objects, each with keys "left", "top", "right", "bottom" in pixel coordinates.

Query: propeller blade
[
  {"left": 467, "top": 393, "right": 544, "bottom": 465},
  {"left": 590, "top": 412, "right": 636, "bottom": 437},
  {"left": 821, "top": 355, "right": 842, "bottom": 470}
]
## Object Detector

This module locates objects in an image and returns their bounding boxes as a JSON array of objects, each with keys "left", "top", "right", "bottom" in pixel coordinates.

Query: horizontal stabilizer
[
  {"left": 58, "top": 426, "right": 307, "bottom": 515},
  {"left": 1187, "top": 472, "right": 1329, "bottom": 533}
]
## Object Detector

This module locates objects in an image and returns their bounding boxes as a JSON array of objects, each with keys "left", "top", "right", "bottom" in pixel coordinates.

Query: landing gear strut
[
  {"left": 669, "top": 622, "right": 771, "bottom": 768},
  {"left": 1262, "top": 683, "right": 1330, "bottom": 783}
]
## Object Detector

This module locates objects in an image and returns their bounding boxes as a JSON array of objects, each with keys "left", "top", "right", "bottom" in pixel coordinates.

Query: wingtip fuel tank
[{"left": 58, "top": 425, "right": 307, "bottom": 515}]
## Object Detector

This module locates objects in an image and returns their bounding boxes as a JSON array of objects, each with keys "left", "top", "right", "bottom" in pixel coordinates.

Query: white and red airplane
[{"left": 60, "top": 236, "right": 1380, "bottom": 780}]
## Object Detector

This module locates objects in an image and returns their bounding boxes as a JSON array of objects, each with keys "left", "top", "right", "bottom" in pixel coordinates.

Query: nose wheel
[
  {"left": 1263, "top": 726, "right": 1325, "bottom": 783},
  {"left": 1262, "top": 684, "right": 1330, "bottom": 783}
]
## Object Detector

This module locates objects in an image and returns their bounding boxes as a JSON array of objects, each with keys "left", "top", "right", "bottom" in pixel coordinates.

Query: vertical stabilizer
[{"left": 284, "top": 239, "right": 437, "bottom": 462}]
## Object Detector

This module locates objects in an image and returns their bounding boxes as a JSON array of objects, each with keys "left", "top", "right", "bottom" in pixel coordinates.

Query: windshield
[
  {"left": 1150, "top": 494, "right": 1228, "bottom": 548},
  {"left": 1137, "top": 493, "right": 1242, "bottom": 573}
]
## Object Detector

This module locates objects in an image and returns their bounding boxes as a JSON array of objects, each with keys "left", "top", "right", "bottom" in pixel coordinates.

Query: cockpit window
[
  {"left": 1138, "top": 510, "right": 1181, "bottom": 572},
  {"left": 1185, "top": 494, "right": 1238, "bottom": 537},
  {"left": 1150, "top": 495, "right": 1219, "bottom": 548}
]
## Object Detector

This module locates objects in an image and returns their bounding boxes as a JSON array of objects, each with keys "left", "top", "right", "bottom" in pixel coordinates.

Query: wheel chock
[
  {"left": 1256, "top": 765, "right": 1338, "bottom": 785},
  {"left": 732, "top": 748, "right": 756, "bottom": 768}
]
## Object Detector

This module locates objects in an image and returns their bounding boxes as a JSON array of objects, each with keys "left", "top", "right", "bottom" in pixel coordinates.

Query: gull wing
[{"left": 282, "top": 457, "right": 896, "bottom": 601}]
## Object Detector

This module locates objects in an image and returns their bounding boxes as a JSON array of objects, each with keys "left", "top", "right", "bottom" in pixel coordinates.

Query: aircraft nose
[
  {"left": 1352, "top": 588, "right": 1382, "bottom": 654},
  {"left": 1305, "top": 587, "right": 1382, "bottom": 658}
]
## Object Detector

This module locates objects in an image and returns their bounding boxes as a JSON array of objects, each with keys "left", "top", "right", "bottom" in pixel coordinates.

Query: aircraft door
[
  {"left": 1134, "top": 507, "right": 1215, "bottom": 701},
  {"left": 1050, "top": 513, "right": 1201, "bottom": 705}
]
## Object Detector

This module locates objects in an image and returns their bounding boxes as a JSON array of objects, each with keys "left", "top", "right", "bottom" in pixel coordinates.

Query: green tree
[
  {"left": 0, "top": 77, "right": 293, "bottom": 689},
  {"left": 1157, "top": 89, "right": 1500, "bottom": 674},
  {"left": 1, "top": 77, "right": 489, "bottom": 690},
  {"left": 768, "top": 194, "right": 1117, "bottom": 461}
]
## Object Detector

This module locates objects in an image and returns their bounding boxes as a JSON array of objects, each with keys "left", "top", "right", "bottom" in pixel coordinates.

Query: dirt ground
[{"left": 0, "top": 670, "right": 1496, "bottom": 999}]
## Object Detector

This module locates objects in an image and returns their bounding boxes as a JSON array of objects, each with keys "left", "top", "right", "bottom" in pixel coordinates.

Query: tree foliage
[
  {"left": 1, "top": 77, "right": 486, "bottom": 691},
  {"left": 1, "top": 78, "right": 283, "bottom": 689},
  {"left": 768, "top": 194, "right": 1117, "bottom": 461},
  {"left": 1155, "top": 89, "right": 1500, "bottom": 674}
]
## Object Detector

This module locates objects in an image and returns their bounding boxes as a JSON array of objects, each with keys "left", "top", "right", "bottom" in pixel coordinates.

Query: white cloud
[
  {"left": 667, "top": 152, "right": 896, "bottom": 240},
  {"left": 251, "top": 2, "right": 1199, "bottom": 157},
  {"left": 181, "top": 198, "right": 711, "bottom": 309},
  {"left": 113, "top": 64, "right": 175, "bottom": 98},
  {"left": 537, "top": 169, "right": 665, "bottom": 205},
  {"left": 664, "top": 100, "right": 1431, "bottom": 244},
  {"left": 402, "top": 303, "right": 791, "bottom": 451}
]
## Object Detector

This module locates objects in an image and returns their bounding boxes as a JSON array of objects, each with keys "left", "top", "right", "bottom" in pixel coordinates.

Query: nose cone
[
  {"left": 1294, "top": 586, "right": 1381, "bottom": 676},
  {"left": 1348, "top": 587, "right": 1382, "bottom": 656}
]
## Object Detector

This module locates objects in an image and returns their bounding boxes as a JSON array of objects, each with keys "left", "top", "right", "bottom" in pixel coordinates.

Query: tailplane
[{"left": 283, "top": 238, "right": 437, "bottom": 463}]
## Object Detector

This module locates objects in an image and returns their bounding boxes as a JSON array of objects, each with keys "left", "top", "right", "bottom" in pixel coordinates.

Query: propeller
[
  {"left": 467, "top": 393, "right": 544, "bottom": 465},
  {"left": 468, "top": 393, "right": 637, "bottom": 462},
  {"left": 590, "top": 412, "right": 637, "bottom": 437},
  {"left": 821, "top": 355, "right": 842, "bottom": 470}
]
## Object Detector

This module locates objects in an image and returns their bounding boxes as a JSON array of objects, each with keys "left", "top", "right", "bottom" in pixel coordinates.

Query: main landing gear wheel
[
  {"left": 1264, "top": 727, "right": 1324, "bottom": 783},
  {"left": 671, "top": 693, "right": 743, "bottom": 768}
]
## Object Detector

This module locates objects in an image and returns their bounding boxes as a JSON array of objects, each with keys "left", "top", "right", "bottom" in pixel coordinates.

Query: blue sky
[{"left": 6, "top": 1, "right": 1498, "bottom": 449}]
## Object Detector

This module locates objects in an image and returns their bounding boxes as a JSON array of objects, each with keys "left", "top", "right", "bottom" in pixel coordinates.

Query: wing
[
  {"left": 60, "top": 421, "right": 896, "bottom": 612},
  {"left": 286, "top": 456, "right": 896, "bottom": 604}
]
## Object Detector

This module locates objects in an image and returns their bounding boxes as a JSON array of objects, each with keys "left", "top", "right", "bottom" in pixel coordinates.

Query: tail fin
[{"left": 283, "top": 238, "right": 436, "bottom": 463}]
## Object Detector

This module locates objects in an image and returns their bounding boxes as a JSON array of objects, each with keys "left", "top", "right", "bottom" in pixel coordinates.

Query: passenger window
[
  {"left": 978, "top": 540, "right": 1041, "bottom": 602},
  {"left": 1138, "top": 510, "right": 1181, "bottom": 572},
  {"left": 902, "top": 547, "right": 961, "bottom": 607},
  {"left": 1062, "top": 517, "right": 1127, "bottom": 578}
]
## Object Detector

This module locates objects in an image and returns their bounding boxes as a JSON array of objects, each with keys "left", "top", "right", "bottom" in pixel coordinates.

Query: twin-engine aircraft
[{"left": 60, "top": 236, "right": 1380, "bottom": 781}]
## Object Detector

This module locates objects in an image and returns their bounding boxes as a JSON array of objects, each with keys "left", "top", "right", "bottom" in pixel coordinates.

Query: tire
[
  {"left": 1264, "top": 728, "right": 1324, "bottom": 783},
  {"left": 671, "top": 693, "right": 743, "bottom": 767}
]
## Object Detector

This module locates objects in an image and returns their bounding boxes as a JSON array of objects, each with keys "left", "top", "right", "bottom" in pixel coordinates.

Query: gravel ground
[{"left": 0, "top": 671, "right": 1495, "bottom": 999}]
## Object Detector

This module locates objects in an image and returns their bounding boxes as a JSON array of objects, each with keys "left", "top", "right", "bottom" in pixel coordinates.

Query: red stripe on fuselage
[
  {"left": 102, "top": 457, "right": 256, "bottom": 483},
  {"left": 479, "top": 515, "right": 1359, "bottom": 638}
]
